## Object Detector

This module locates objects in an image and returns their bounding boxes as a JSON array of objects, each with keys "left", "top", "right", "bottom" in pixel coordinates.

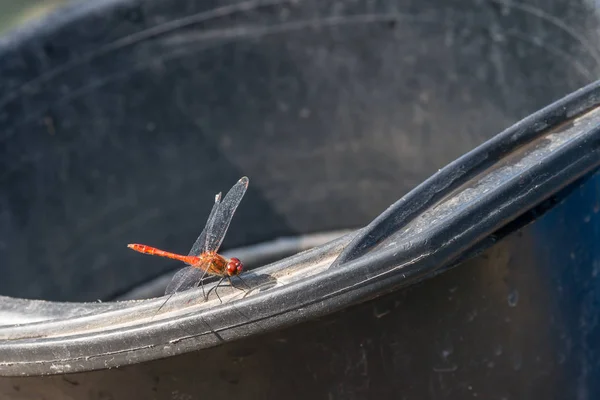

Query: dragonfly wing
[
  {"left": 205, "top": 176, "right": 249, "bottom": 253},
  {"left": 165, "top": 266, "right": 204, "bottom": 295},
  {"left": 187, "top": 192, "right": 222, "bottom": 257}
]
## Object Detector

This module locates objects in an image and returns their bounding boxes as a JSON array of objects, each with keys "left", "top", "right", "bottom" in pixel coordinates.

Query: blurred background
[
  {"left": 2, "top": 0, "right": 600, "bottom": 398},
  {"left": 0, "top": 0, "right": 66, "bottom": 34}
]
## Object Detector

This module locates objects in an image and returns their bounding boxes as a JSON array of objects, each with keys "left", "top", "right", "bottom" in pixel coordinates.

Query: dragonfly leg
[
  {"left": 228, "top": 276, "right": 249, "bottom": 294},
  {"left": 235, "top": 275, "right": 251, "bottom": 290},
  {"left": 197, "top": 268, "right": 211, "bottom": 301},
  {"left": 213, "top": 277, "right": 226, "bottom": 303},
  {"left": 201, "top": 281, "right": 207, "bottom": 301}
]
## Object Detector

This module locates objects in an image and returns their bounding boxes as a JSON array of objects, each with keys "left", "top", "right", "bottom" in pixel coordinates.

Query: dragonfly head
[{"left": 226, "top": 257, "right": 243, "bottom": 276}]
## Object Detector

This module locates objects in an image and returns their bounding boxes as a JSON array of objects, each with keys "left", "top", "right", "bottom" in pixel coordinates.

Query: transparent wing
[
  {"left": 187, "top": 192, "right": 222, "bottom": 257},
  {"left": 165, "top": 266, "right": 204, "bottom": 295},
  {"left": 204, "top": 176, "right": 249, "bottom": 253}
]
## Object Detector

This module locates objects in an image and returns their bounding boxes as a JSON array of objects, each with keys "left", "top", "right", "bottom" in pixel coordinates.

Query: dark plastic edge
[{"left": 333, "top": 79, "right": 600, "bottom": 265}]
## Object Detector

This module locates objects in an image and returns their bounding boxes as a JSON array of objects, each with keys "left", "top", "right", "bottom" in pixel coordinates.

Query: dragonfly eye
[{"left": 227, "top": 257, "right": 243, "bottom": 276}]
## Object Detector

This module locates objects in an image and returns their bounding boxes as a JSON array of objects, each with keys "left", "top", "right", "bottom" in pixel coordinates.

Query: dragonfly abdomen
[{"left": 127, "top": 244, "right": 198, "bottom": 265}]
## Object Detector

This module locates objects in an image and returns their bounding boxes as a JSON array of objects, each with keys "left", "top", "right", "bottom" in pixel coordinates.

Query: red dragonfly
[{"left": 128, "top": 176, "right": 249, "bottom": 304}]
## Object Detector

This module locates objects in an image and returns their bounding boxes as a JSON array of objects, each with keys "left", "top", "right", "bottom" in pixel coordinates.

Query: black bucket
[{"left": 2, "top": 0, "right": 600, "bottom": 398}]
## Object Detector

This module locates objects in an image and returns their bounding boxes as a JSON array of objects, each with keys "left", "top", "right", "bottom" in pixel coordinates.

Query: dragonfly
[{"left": 128, "top": 176, "right": 249, "bottom": 307}]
